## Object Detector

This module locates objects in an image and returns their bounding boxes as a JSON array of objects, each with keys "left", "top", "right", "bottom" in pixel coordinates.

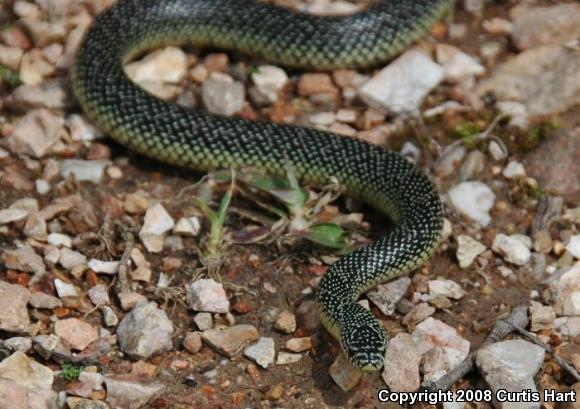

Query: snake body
[{"left": 73, "top": 0, "right": 452, "bottom": 371}]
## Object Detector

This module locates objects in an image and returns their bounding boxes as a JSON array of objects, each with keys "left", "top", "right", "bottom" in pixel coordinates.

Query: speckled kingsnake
[{"left": 72, "top": 0, "right": 453, "bottom": 371}]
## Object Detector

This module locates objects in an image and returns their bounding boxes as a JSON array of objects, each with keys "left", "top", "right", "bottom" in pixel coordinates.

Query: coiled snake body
[{"left": 73, "top": 0, "right": 453, "bottom": 371}]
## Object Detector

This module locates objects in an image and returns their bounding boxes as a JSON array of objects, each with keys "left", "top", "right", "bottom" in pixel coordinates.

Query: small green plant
[
  {"left": 193, "top": 174, "right": 235, "bottom": 257},
  {"left": 0, "top": 64, "right": 21, "bottom": 87},
  {"left": 60, "top": 362, "right": 83, "bottom": 381},
  {"left": 452, "top": 121, "right": 481, "bottom": 147}
]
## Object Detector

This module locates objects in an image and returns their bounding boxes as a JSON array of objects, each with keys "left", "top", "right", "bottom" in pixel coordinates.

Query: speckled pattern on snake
[{"left": 72, "top": 0, "right": 454, "bottom": 371}]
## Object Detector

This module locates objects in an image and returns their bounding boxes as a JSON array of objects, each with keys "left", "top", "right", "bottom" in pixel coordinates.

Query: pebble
[
  {"left": 448, "top": 182, "right": 496, "bottom": 226},
  {"left": 0, "top": 208, "right": 29, "bottom": 224},
  {"left": 0, "top": 281, "right": 31, "bottom": 333},
  {"left": 402, "top": 303, "right": 436, "bottom": 328},
  {"left": 553, "top": 261, "right": 580, "bottom": 316},
  {"left": 118, "top": 292, "right": 148, "bottom": 311},
  {"left": 67, "top": 114, "right": 102, "bottom": 141},
  {"left": 125, "top": 46, "right": 187, "bottom": 84},
  {"left": 382, "top": 333, "right": 421, "bottom": 392},
  {"left": 183, "top": 331, "right": 203, "bottom": 354},
  {"left": 492, "top": 234, "right": 532, "bottom": 266},
  {"left": 58, "top": 248, "right": 87, "bottom": 270},
  {"left": 88, "top": 259, "right": 119, "bottom": 274},
  {"left": 502, "top": 160, "right": 526, "bottom": 179},
  {"left": 244, "top": 337, "right": 275, "bottom": 369},
  {"left": 285, "top": 337, "right": 312, "bottom": 353},
  {"left": 274, "top": 310, "right": 296, "bottom": 334},
  {"left": 29, "top": 291, "right": 62, "bottom": 309},
  {"left": 187, "top": 278, "right": 230, "bottom": 314},
  {"left": 202, "top": 325, "right": 259, "bottom": 358},
  {"left": 566, "top": 236, "right": 580, "bottom": 259},
  {"left": 201, "top": 73, "right": 245, "bottom": 116},
  {"left": 79, "top": 370, "right": 104, "bottom": 391},
  {"left": 88, "top": 284, "right": 110, "bottom": 307},
  {"left": 54, "top": 278, "right": 78, "bottom": 298},
  {"left": 54, "top": 318, "right": 98, "bottom": 351},
  {"left": 23, "top": 212, "right": 47, "bottom": 240},
  {"left": 367, "top": 276, "right": 411, "bottom": 317},
  {"left": 475, "top": 340, "right": 544, "bottom": 409},
  {"left": 139, "top": 203, "right": 175, "bottom": 253},
  {"left": 251, "top": 65, "right": 288, "bottom": 103},
  {"left": 358, "top": 48, "right": 443, "bottom": 114},
  {"left": 67, "top": 397, "right": 109, "bottom": 409},
  {"left": 297, "top": 73, "right": 338, "bottom": 97},
  {"left": 173, "top": 216, "right": 201, "bottom": 236},
  {"left": 5, "top": 108, "right": 64, "bottom": 158},
  {"left": 435, "top": 44, "right": 485, "bottom": 83},
  {"left": 400, "top": 142, "right": 421, "bottom": 164},
  {"left": 6, "top": 78, "right": 75, "bottom": 111},
  {"left": 60, "top": 159, "right": 111, "bottom": 184},
  {"left": 496, "top": 101, "right": 529, "bottom": 130},
  {"left": 47, "top": 232, "right": 72, "bottom": 247},
  {"left": 117, "top": 302, "right": 174, "bottom": 359},
  {"left": 193, "top": 312, "right": 213, "bottom": 331},
  {"left": 428, "top": 280, "right": 465, "bottom": 300},
  {"left": 276, "top": 352, "right": 302, "bottom": 365},
  {"left": 104, "top": 375, "right": 165, "bottom": 409},
  {"left": 482, "top": 18, "right": 513, "bottom": 36},
  {"left": 529, "top": 301, "right": 555, "bottom": 332},
  {"left": 329, "top": 353, "right": 361, "bottom": 392},
  {"left": 102, "top": 306, "right": 118, "bottom": 327},
  {"left": 459, "top": 150, "right": 486, "bottom": 181},
  {"left": 456, "top": 235, "right": 486, "bottom": 268},
  {"left": 412, "top": 318, "right": 470, "bottom": 375},
  {"left": 0, "top": 351, "right": 54, "bottom": 390},
  {"left": 510, "top": 3, "right": 580, "bottom": 50},
  {"left": 477, "top": 46, "right": 580, "bottom": 116},
  {"left": 555, "top": 316, "right": 580, "bottom": 337},
  {"left": 0, "top": 44, "right": 23, "bottom": 71}
]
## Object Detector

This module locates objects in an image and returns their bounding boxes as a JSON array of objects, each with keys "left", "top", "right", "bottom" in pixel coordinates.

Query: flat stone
[
  {"left": 285, "top": 337, "right": 312, "bottom": 353},
  {"left": 366, "top": 276, "right": 411, "bottom": 316},
  {"left": 568, "top": 236, "right": 580, "bottom": 259},
  {"left": 382, "top": 333, "right": 421, "bottom": 392},
  {"left": 1, "top": 245, "right": 46, "bottom": 279},
  {"left": 88, "top": 259, "right": 119, "bottom": 274},
  {"left": 5, "top": 109, "right": 64, "bottom": 158},
  {"left": 555, "top": 316, "right": 580, "bottom": 337},
  {"left": 0, "top": 351, "right": 53, "bottom": 390},
  {"left": 139, "top": 203, "right": 175, "bottom": 253},
  {"left": 402, "top": 303, "right": 436, "bottom": 328},
  {"left": 67, "top": 397, "right": 110, "bottom": 409},
  {"left": 435, "top": 44, "right": 485, "bottom": 83},
  {"left": 125, "top": 46, "right": 187, "bottom": 84},
  {"left": 552, "top": 261, "right": 580, "bottom": 316},
  {"left": 492, "top": 234, "right": 531, "bottom": 266},
  {"left": 428, "top": 279, "right": 465, "bottom": 300},
  {"left": 358, "top": 48, "right": 443, "bottom": 114},
  {"left": 202, "top": 325, "right": 259, "bottom": 358},
  {"left": 274, "top": 310, "right": 296, "bottom": 334},
  {"left": 67, "top": 114, "right": 102, "bottom": 141},
  {"left": 173, "top": 217, "right": 200, "bottom": 236},
  {"left": 0, "top": 209, "right": 29, "bottom": 225},
  {"left": 29, "top": 292, "right": 62, "bottom": 309},
  {"left": 244, "top": 337, "right": 275, "bottom": 369},
  {"left": 524, "top": 128, "right": 580, "bottom": 203},
  {"left": 0, "top": 379, "right": 58, "bottom": 409},
  {"left": 251, "top": 65, "right": 288, "bottom": 103},
  {"left": 3, "top": 337, "right": 32, "bottom": 353},
  {"left": 187, "top": 278, "right": 230, "bottom": 314},
  {"left": 276, "top": 352, "right": 302, "bottom": 365},
  {"left": 0, "top": 281, "right": 31, "bottom": 333},
  {"left": 412, "top": 318, "right": 470, "bottom": 373},
  {"left": 6, "top": 78, "right": 75, "bottom": 111},
  {"left": 456, "top": 235, "right": 486, "bottom": 268},
  {"left": 529, "top": 301, "right": 555, "bottom": 332},
  {"left": 329, "top": 352, "right": 361, "bottom": 392},
  {"left": 117, "top": 302, "right": 174, "bottom": 359},
  {"left": 58, "top": 248, "right": 87, "bottom": 270},
  {"left": 477, "top": 46, "right": 580, "bottom": 116},
  {"left": 183, "top": 331, "right": 202, "bottom": 354},
  {"left": 105, "top": 374, "right": 165, "bottom": 409},
  {"left": 193, "top": 312, "right": 213, "bottom": 331},
  {"left": 476, "top": 340, "right": 544, "bottom": 409},
  {"left": 54, "top": 318, "right": 99, "bottom": 351},
  {"left": 60, "top": 160, "right": 111, "bottom": 184}
]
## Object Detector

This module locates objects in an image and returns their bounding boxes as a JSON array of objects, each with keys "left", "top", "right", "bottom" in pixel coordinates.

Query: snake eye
[{"left": 342, "top": 322, "right": 388, "bottom": 372}]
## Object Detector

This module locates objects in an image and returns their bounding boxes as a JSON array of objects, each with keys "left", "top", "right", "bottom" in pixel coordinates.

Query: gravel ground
[{"left": 0, "top": 0, "right": 579, "bottom": 408}]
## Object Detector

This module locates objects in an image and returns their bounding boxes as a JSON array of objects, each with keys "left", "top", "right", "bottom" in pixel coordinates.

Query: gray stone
[
  {"left": 329, "top": 352, "right": 361, "bottom": 392},
  {"left": 105, "top": 375, "right": 165, "bottom": 409},
  {"left": 448, "top": 182, "right": 495, "bottom": 226},
  {"left": 366, "top": 276, "right": 411, "bottom": 316},
  {"left": 202, "top": 325, "right": 259, "bottom": 358},
  {"left": 243, "top": 337, "right": 275, "bottom": 369},
  {"left": 117, "top": 302, "right": 174, "bottom": 359},
  {"left": 0, "top": 351, "right": 53, "bottom": 390},
  {"left": 492, "top": 234, "right": 531, "bottom": 266},
  {"left": 202, "top": 73, "right": 245, "bottom": 116},
  {"left": 456, "top": 235, "right": 486, "bottom": 269},
  {"left": 0, "top": 281, "right": 31, "bottom": 333}
]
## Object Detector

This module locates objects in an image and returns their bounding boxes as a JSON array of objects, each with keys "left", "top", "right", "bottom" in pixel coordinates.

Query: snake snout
[{"left": 343, "top": 320, "right": 388, "bottom": 371}]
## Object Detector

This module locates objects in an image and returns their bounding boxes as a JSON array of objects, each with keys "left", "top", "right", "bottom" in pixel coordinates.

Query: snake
[{"left": 72, "top": 0, "right": 452, "bottom": 371}]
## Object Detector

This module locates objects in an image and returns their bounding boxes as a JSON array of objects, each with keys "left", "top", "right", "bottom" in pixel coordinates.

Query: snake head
[{"left": 340, "top": 305, "right": 388, "bottom": 372}]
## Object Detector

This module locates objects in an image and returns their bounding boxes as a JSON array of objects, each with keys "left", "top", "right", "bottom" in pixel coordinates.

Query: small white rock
[
  {"left": 67, "top": 114, "right": 102, "bottom": 141},
  {"left": 436, "top": 44, "right": 485, "bottom": 83},
  {"left": 173, "top": 217, "right": 200, "bottom": 236},
  {"left": 244, "top": 337, "right": 275, "bottom": 369},
  {"left": 60, "top": 160, "right": 111, "bottom": 184},
  {"left": 566, "top": 235, "right": 580, "bottom": 259},
  {"left": 187, "top": 279, "right": 230, "bottom": 314},
  {"left": 428, "top": 280, "right": 466, "bottom": 300},
  {"left": 448, "top": 182, "right": 496, "bottom": 226},
  {"left": 47, "top": 233, "right": 72, "bottom": 248},
  {"left": 54, "top": 278, "right": 78, "bottom": 298},
  {"left": 492, "top": 234, "right": 532, "bottom": 266},
  {"left": 251, "top": 65, "right": 288, "bottom": 103},
  {"left": 202, "top": 73, "right": 245, "bottom": 116},
  {"left": 456, "top": 235, "right": 486, "bottom": 268},
  {"left": 88, "top": 259, "right": 119, "bottom": 274},
  {"left": 0, "top": 209, "right": 29, "bottom": 224},
  {"left": 125, "top": 47, "right": 187, "bottom": 84},
  {"left": 502, "top": 160, "right": 526, "bottom": 179},
  {"left": 358, "top": 48, "right": 444, "bottom": 114}
]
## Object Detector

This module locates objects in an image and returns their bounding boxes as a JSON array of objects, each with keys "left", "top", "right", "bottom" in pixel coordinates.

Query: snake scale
[{"left": 72, "top": 0, "right": 454, "bottom": 371}]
